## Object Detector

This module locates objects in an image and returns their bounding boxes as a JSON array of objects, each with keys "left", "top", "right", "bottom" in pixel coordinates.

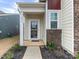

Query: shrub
[
  {"left": 47, "top": 41, "right": 56, "bottom": 51},
  {"left": 12, "top": 44, "right": 23, "bottom": 52},
  {"left": 76, "top": 52, "right": 79, "bottom": 59},
  {"left": 14, "top": 44, "right": 21, "bottom": 49}
]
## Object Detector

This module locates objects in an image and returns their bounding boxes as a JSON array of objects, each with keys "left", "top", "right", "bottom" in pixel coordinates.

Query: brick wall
[
  {"left": 47, "top": 29, "right": 62, "bottom": 47},
  {"left": 74, "top": 0, "right": 79, "bottom": 55}
]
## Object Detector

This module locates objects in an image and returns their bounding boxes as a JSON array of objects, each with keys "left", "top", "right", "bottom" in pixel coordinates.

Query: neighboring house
[
  {"left": 0, "top": 11, "right": 6, "bottom": 14},
  {"left": 0, "top": 14, "right": 19, "bottom": 38},
  {"left": 17, "top": 0, "right": 78, "bottom": 57}
]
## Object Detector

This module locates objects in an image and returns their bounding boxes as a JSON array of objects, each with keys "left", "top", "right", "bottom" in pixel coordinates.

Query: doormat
[{"left": 32, "top": 40, "right": 40, "bottom": 42}]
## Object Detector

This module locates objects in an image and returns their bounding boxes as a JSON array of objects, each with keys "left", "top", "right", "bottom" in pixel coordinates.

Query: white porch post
[
  {"left": 20, "top": 12, "right": 24, "bottom": 46},
  {"left": 44, "top": 0, "right": 48, "bottom": 45}
]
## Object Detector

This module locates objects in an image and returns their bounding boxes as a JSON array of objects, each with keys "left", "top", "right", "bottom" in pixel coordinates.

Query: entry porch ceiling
[
  {"left": 23, "top": 12, "right": 45, "bottom": 21},
  {"left": 17, "top": 2, "right": 46, "bottom": 12},
  {"left": 23, "top": 12, "right": 45, "bottom": 17}
]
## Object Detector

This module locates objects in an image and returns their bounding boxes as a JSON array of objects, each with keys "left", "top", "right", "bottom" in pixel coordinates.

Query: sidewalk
[{"left": 23, "top": 46, "right": 42, "bottom": 59}]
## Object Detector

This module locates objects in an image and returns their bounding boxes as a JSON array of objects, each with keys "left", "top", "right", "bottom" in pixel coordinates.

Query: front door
[{"left": 29, "top": 19, "right": 40, "bottom": 40}]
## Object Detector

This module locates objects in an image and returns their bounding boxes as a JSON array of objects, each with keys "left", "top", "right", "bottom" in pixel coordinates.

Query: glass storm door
[{"left": 30, "top": 20, "right": 39, "bottom": 39}]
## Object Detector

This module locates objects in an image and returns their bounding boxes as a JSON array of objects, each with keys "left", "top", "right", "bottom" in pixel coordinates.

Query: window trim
[{"left": 49, "top": 11, "right": 60, "bottom": 29}]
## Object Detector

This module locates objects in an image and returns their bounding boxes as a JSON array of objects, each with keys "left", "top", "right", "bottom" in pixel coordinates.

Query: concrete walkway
[
  {"left": 23, "top": 46, "right": 42, "bottom": 59},
  {"left": 0, "top": 36, "right": 19, "bottom": 58}
]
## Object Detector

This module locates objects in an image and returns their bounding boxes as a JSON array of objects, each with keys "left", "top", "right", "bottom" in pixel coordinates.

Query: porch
[
  {"left": 19, "top": 3, "right": 46, "bottom": 46},
  {"left": 23, "top": 12, "right": 46, "bottom": 46},
  {"left": 24, "top": 40, "right": 44, "bottom": 46}
]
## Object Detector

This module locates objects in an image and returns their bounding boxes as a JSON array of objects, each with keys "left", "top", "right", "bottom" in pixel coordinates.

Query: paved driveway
[{"left": 0, "top": 36, "right": 19, "bottom": 58}]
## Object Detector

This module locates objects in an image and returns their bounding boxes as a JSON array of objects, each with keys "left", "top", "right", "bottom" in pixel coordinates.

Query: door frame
[{"left": 29, "top": 19, "right": 40, "bottom": 40}]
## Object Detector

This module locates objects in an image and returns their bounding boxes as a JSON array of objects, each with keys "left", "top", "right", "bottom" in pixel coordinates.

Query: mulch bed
[
  {"left": 40, "top": 46, "right": 75, "bottom": 59},
  {"left": 1, "top": 44, "right": 26, "bottom": 59}
]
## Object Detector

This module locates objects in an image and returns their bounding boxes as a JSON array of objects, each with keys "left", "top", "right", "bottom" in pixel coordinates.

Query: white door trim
[{"left": 29, "top": 19, "right": 40, "bottom": 40}]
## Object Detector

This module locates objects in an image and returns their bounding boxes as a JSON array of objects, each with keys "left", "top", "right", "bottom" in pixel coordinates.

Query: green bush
[
  {"left": 10, "top": 44, "right": 22, "bottom": 52},
  {"left": 13, "top": 44, "right": 22, "bottom": 50},
  {"left": 76, "top": 52, "right": 79, "bottom": 59},
  {"left": 47, "top": 41, "right": 56, "bottom": 51}
]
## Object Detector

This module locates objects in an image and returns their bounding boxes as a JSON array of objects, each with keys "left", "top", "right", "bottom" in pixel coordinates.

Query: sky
[{"left": 0, "top": 0, "right": 38, "bottom": 13}]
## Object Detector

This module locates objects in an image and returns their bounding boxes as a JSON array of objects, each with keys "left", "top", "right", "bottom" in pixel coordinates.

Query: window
[
  {"left": 51, "top": 21, "right": 57, "bottom": 28},
  {"left": 50, "top": 13, "right": 58, "bottom": 29},
  {"left": 31, "top": 21, "right": 38, "bottom": 38}
]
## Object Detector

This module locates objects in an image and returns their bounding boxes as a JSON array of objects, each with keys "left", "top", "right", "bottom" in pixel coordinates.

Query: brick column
[
  {"left": 74, "top": 0, "right": 79, "bottom": 56},
  {"left": 47, "top": 29, "right": 62, "bottom": 47}
]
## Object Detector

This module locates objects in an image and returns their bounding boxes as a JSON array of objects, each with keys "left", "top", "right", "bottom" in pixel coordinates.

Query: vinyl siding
[{"left": 61, "top": 0, "right": 74, "bottom": 55}]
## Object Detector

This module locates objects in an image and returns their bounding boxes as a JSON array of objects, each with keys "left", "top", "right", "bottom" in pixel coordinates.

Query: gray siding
[{"left": 0, "top": 14, "right": 19, "bottom": 38}]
